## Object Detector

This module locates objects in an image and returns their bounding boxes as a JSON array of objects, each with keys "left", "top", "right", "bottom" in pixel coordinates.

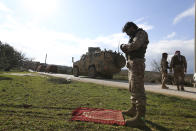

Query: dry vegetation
[{"left": 113, "top": 70, "right": 194, "bottom": 87}]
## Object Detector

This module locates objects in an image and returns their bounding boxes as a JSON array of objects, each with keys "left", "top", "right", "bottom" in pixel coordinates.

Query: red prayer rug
[{"left": 71, "top": 107, "right": 125, "bottom": 126}]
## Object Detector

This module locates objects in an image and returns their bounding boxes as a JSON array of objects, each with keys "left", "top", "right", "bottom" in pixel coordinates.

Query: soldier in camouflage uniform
[
  {"left": 170, "top": 51, "right": 187, "bottom": 91},
  {"left": 120, "top": 22, "right": 149, "bottom": 127},
  {"left": 161, "top": 53, "right": 169, "bottom": 89}
]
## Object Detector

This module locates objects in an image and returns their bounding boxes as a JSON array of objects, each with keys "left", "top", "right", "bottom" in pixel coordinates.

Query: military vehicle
[
  {"left": 45, "top": 65, "right": 58, "bottom": 73},
  {"left": 73, "top": 47, "right": 126, "bottom": 78},
  {"left": 36, "top": 64, "right": 47, "bottom": 72}
]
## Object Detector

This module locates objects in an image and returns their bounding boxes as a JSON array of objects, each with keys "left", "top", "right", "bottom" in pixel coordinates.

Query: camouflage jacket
[
  {"left": 125, "top": 29, "right": 149, "bottom": 60},
  {"left": 161, "top": 58, "right": 169, "bottom": 72},
  {"left": 170, "top": 55, "right": 187, "bottom": 69}
]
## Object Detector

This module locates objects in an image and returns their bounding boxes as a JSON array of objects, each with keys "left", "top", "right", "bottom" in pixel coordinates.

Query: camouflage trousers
[
  {"left": 161, "top": 71, "right": 167, "bottom": 87},
  {"left": 174, "top": 66, "right": 185, "bottom": 86},
  {"left": 127, "top": 58, "right": 146, "bottom": 107}
]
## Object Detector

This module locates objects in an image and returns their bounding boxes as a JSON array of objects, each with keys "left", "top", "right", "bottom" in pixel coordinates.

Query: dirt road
[{"left": 39, "top": 73, "right": 196, "bottom": 101}]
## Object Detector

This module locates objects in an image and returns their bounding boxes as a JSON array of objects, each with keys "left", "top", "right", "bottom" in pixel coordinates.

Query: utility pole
[
  {"left": 45, "top": 53, "right": 47, "bottom": 65},
  {"left": 194, "top": 1, "right": 196, "bottom": 86},
  {"left": 118, "top": 40, "right": 120, "bottom": 53},
  {"left": 72, "top": 57, "right": 74, "bottom": 63}
]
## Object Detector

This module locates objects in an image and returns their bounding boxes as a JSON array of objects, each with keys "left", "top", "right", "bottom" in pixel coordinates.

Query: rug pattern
[{"left": 71, "top": 107, "right": 125, "bottom": 126}]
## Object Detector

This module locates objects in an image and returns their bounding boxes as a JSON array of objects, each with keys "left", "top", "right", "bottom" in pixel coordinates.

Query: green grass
[
  {"left": 0, "top": 74, "right": 196, "bottom": 131},
  {"left": 0, "top": 69, "right": 31, "bottom": 74}
]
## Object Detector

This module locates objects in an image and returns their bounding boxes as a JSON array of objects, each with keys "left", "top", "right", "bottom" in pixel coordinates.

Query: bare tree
[{"left": 150, "top": 59, "right": 161, "bottom": 72}]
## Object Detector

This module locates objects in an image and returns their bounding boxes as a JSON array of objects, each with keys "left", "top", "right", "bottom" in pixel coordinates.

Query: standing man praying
[{"left": 120, "top": 21, "right": 149, "bottom": 127}]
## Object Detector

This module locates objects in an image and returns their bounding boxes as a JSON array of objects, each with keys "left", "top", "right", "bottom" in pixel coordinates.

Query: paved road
[{"left": 39, "top": 73, "right": 196, "bottom": 101}]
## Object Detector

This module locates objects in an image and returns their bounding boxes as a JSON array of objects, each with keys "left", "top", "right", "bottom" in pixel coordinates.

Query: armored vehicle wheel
[
  {"left": 73, "top": 67, "right": 79, "bottom": 77},
  {"left": 88, "top": 66, "right": 96, "bottom": 78}
]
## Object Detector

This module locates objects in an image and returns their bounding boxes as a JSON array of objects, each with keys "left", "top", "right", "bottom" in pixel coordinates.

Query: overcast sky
[{"left": 0, "top": 0, "right": 195, "bottom": 73}]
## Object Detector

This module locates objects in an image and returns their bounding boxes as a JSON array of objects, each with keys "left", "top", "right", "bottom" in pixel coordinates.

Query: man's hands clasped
[{"left": 120, "top": 44, "right": 129, "bottom": 53}]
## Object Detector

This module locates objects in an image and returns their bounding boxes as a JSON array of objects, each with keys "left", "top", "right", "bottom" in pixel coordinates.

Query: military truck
[{"left": 73, "top": 47, "right": 126, "bottom": 78}]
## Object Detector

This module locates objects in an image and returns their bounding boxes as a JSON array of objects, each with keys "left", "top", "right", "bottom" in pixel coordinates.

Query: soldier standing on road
[
  {"left": 170, "top": 51, "right": 187, "bottom": 91},
  {"left": 120, "top": 22, "right": 149, "bottom": 127},
  {"left": 161, "top": 53, "right": 169, "bottom": 89}
]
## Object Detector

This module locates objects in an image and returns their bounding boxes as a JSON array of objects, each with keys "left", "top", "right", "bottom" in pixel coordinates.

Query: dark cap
[
  {"left": 162, "top": 52, "right": 168, "bottom": 57},
  {"left": 175, "top": 50, "right": 180, "bottom": 54}
]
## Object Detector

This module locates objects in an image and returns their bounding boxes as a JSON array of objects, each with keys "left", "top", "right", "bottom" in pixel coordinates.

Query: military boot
[
  {"left": 181, "top": 86, "right": 185, "bottom": 91},
  {"left": 162, "top": 81, "right": 169, "bottom": 89},
  {"left": 125, "top": 106, "right": 146, "bottom": 127},
  {"left": 162, "top": 85, "right": 169, "bottom": 89},
  {"left": 177, "top": 85, "right": 180, "bottom": 91},
  {"left": 122, "top": 104, "right": 136, "bottom": 117}
]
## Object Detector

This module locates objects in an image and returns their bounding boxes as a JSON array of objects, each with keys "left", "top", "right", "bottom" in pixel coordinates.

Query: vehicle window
[{"left": 81, "top": 55, "right": 86, "bottom": 61}]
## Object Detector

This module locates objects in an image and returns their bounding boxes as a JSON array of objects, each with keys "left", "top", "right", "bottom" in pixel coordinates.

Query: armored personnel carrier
[{"left": 73, "top": 47, "right": 126, "bottom": 78}]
